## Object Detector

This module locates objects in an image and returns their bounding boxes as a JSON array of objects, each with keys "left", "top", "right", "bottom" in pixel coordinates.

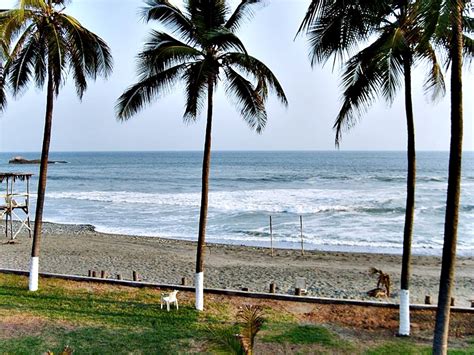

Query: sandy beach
[{"left": 0, "top": 222, "right": 472, "bottom": 307}]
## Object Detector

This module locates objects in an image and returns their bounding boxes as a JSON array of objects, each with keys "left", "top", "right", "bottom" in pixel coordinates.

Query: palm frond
[
  {"left": 380, "top": 29, "right": 405, "bottom": 104},
  {"left": 142, "top": 0, "right": 195, "bottom": 42},
  {"left": 0, "top": 9, "right": 36, "bottom": 49},
  {"left": 224, "top": 66, "right": 267, "bottom": 133},
  {"left": 57, "top": 14, "right": 113, "bottom": 97},
  {"left": 116, "top": 64, "right": 186, "bottom": 121},
  {"left": 0, "top": 61, "right": 6, "bottom": 112},
  {"left": 462, "top": 34, "right": 473, "bottom": 62},
  {"left": 186, "top": 0, "right": 228, "bottom": 32},
  {"left": 19, "top": 0, "right": 48, "bottom": 11},
  {"left": 223, "top": 52, "right": 288, "bottom": 107},
  {"left": 182, "top": 61, "right": 209, "bottom": 122},
  {"left": 138, "top": 30, "right": 202, "bottom": 76},
  {"left": 206, "top": 326, "right": 245, "bottom": 355},
  {"left": 296, "top": 0, "right": 325, "bottom": 36},
  {"left": 415, "top": 41, "right": 446, "bottom": 100},
  {"left": 205, "top": 28, "right": 247, "bottom": 54},
  {"left": 298, "top": 0, "right": 391, "bottom": 65},
  {"left": 8, "top": 31, "right": 39, "bottom": 96},
  {"left": 33, "top": 35, "right": 46, "bottom": 88},
  {"left": 44, "top": 18, "right": 67, "bottom": 96},
  {"left": 225, "top": 0, "right": 262, "bottom": 31},
  {"left": 333, "top": 48, "right": 385, "bottom": 146},
  {"left": 237, "top": 304, "right": 265, "bottom": 353}
]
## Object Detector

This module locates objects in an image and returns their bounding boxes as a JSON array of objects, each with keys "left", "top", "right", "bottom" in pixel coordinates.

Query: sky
[{"left": 0, "top": 0, "right": 472, "bottom": 152}]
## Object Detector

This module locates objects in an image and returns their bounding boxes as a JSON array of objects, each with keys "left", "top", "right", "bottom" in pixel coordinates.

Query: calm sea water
[{"left": 0, "top": 151, "right": 472, "bottom": 256}]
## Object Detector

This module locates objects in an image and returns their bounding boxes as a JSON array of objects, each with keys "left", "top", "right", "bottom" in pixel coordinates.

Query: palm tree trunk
[
  {"left": 29, "top": 69, "right": 54, "bottom": 291},
  {"left": 433, "top": 2, "right": 464, "bottom": 353},
  {"left": 195, "top": 77, "right": 214, "bottom": 311},
  {"left": 399, "top": 53, "right": 415, "bottom": 336}
]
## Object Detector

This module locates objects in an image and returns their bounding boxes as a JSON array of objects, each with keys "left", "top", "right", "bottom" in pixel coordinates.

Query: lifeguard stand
[{"left": 0, "top": 173, "right": 33, "bottom": 242}]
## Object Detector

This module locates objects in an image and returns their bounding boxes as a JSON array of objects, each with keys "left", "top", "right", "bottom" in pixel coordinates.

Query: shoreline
[
  {"left": 0, "top": 221, "right": 473, "bottom": 307},
  {"left": 47, "top": 220, "right": 474, "bottom": 257}
]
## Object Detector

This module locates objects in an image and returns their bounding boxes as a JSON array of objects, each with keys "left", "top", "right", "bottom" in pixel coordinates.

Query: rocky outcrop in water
[{"left": 9, "top": 156, "right": 68, "bottom": 164}]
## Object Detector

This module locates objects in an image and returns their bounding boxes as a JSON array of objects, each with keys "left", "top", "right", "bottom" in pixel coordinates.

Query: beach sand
[{"left": 0, "top": 222, "right": 472, "bottom": 307}]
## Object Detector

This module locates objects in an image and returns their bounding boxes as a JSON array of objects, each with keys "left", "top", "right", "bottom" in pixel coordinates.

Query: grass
[{"left": 0, "top": 273, "right": 472, "bottom": 354}]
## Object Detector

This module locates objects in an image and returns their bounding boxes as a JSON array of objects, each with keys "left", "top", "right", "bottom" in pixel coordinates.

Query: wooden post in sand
[
  {"left": 269, "top": 216, "right": 274, "bottom": 257},
  {"left": 300, "top": 215, "right": 304, "bottom": 256},
  {"left": 450, "top": 297, "right": 455, "bottom": 307},
  {"left": 88, "top": 270, "right": 92, "bottom": 277},
  {"left": 425, "top": 295, "right": 432, "bottom": 305},
  {"left": 181, "top": 277, "right": 187, "bottom": 286},
  {"left": 91, "top": 271, "right": 97, "bottom": 278},
  {"left": 269, "top": 283, "right": 276, "bottom": 293},
  {"left": 133, "top": 271, "right": 138, "bottom": 281},
  {"left": 100, "top": 270, "right": 107, "bottom": 279},
  {"left": 117, "top": 274, "right": 122, "bottom": 280}
]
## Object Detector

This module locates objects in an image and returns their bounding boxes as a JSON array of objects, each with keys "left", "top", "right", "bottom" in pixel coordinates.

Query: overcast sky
[{"left": 0, "top": 0, "right": 472, "bottom": 152}]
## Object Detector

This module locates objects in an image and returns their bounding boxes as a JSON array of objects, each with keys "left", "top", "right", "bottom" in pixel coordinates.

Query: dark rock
[{"left": 9, "top": 156, "right": 68, "bottom": 164}]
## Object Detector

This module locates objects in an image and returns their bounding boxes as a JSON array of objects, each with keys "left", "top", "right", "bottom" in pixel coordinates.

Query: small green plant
[
  {"left": 207, "top": 304, "right": 265, "bottom": 355},
  {"left": 237, "top": 305, "right": 265, "bottom": 355},
  {"left": 207, "top": 326, "right": 245, "bottom": 355}
]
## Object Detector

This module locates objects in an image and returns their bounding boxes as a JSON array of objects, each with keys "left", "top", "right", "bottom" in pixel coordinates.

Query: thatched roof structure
[{"left": 0, "top": 173, "right": 33, "bottom": 183}]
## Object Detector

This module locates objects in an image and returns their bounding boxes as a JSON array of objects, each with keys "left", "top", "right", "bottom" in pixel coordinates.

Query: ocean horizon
[{"left": 1, "top": 150, "right": 473, "bottom": 256}]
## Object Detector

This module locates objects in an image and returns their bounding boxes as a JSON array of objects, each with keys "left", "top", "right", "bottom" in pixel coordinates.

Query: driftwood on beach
[{"left": 8, "top": 156, "right": 68, "bottom": 164}]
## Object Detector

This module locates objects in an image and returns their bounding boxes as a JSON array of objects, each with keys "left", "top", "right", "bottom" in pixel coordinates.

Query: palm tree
[
  {"left": 0, "top": 0, "right": 112, "bottom": 291},
  {"left": 428, "top": 0, "right": 470, "bottom": 352},
  {"left": 297, "top": 0, "right": 445, "bottom": 336},
  {"left": 116, "top": 0, "right": 287, "bottom": 310}
]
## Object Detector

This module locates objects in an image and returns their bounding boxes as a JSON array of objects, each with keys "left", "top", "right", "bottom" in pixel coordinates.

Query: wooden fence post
[
  {"left": 270, "top": 215, "right": 274, "bottom": 257},
  {"left": 300, "top": 215, "right": 304, "bottom": 256}
]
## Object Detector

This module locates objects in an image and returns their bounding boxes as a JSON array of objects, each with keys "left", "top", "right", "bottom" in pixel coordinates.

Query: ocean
[{"left": 1, "top": 151, "right": 472, "bottom": 256}]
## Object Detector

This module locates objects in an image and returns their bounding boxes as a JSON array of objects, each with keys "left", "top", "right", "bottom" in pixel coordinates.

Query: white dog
[{"left": 161, "top": 290, "right": 179, "bottom": 311}]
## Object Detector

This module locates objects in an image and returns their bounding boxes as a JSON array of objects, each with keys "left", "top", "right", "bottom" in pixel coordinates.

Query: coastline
[{"left": 0, "top": 222, "right": 473, "bottom": 307}]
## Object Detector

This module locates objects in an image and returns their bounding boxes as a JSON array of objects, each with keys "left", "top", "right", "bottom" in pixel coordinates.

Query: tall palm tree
[
  {"left": 297, "top": 0, "right": 445, "bottom": 336},
  {"left": 116, "top": 0, "right": 287, "bottom": 310},
  {"left": 0, "top": 0, "right": 112, "bottom": 291},
  {"left": 428, "top": 0, "right": 471, "bottom": 352}
]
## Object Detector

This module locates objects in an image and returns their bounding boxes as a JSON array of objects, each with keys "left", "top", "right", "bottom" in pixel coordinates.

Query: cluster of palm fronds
[{"left": 207, "top": 304, "right": 265, "bottom": 355}]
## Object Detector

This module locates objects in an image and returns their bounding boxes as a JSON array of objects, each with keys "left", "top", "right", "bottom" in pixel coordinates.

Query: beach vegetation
[
  {"left": 116, "top": 0, "right": 287, "bottom": 311},
  {"left": 0, "top": 0, "right": 112, "bottom": 291},
  {"left": 0, "top": 274, "right": 471, "bottom": 354},
  {"left": 365, "top": 341, "right": 432, "bottom": 355},
  {"left": 263, "top": 324, "right": 340, "bottom": 346}
]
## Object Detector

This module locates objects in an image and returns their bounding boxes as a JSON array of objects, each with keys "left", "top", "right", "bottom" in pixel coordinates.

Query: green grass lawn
[{"left": 0, "top": 273, "right": 471, "bottom": 354}]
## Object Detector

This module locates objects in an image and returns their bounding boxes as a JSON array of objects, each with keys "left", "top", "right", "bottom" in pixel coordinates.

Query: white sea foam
[{"left": 47, "top": 188, "right": 404, "bottom": 214}]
